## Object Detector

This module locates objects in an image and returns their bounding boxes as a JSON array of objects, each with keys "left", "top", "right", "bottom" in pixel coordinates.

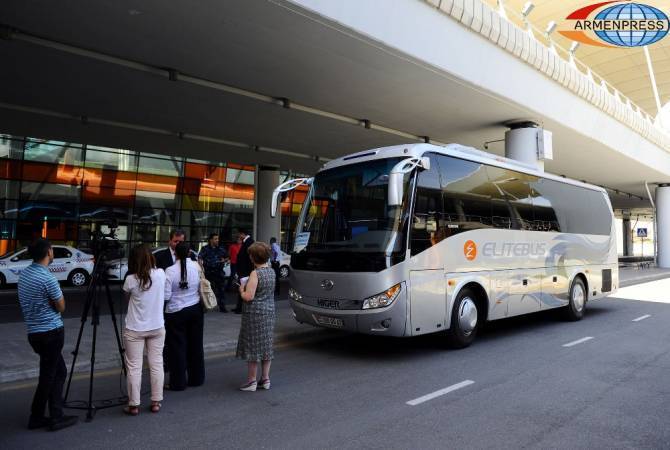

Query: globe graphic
[{"left": 594, "top": 3, "right": 669, "bottom": 47}]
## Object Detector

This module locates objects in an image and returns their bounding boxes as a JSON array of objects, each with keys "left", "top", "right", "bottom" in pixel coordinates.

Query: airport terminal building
[{"left": 1, "top": 0, "right": 669, "bottom": 262}]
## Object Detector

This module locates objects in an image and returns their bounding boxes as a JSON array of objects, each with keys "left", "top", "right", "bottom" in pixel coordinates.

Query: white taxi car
[
  {"left": 106, "top": 247, "right": 229, "bottom": 280},
  {"left": 278, "top": 250, "right": 291, "bottom": 279},
  {"left": 0, "top": 245, "right": 94, "bottom": 287}
]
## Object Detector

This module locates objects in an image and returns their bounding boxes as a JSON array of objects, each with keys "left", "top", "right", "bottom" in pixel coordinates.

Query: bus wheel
[
  {"left": 447, "top": 287, "right": 479, "bottom": 349},
  {"left": 563, "top": 277, "right": 586, "bottom": 321}
]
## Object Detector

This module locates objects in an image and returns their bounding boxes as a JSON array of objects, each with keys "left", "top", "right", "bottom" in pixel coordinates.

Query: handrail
[{"left": 271, "top": 177, "right": 313, "bottom": 218}]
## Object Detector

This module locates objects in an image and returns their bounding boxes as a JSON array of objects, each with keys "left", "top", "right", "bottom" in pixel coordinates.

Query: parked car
[
  {"left": 0, "top": 245, "right": 94, "bottom": 287},
  {"left": 106, "top": 247, "right": 230, "bottom": 280},
  {"left": 278, "top": 250, "right": 291, "bottom": 279}
]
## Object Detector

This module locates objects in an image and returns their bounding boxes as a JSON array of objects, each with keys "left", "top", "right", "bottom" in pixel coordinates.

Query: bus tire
[
  {"left": 563, "top": 277, "right": 586, "bottom": 321},
  {"left": 446, "top": 287, "right": 480, "bottom": 349}
]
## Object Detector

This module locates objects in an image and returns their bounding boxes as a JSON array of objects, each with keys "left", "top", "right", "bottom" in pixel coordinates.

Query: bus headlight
[
  {"left": 362, "top": 283, "right": 401, "bottom": 309},
  {"left": 289, "top": 288, "right": 303, "bottom": 302}
]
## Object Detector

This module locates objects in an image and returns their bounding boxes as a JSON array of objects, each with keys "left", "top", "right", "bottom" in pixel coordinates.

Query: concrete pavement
[
  {"left": 1, "top": 299, "right": 328, "bottom": 384},
  {"left": 618, "top": 265, "right": 670, "bottom": 286}
]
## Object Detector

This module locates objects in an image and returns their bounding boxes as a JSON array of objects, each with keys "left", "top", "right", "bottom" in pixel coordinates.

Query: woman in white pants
[{"left": 122, "top": 244, "right": 167, "bottom": 415}]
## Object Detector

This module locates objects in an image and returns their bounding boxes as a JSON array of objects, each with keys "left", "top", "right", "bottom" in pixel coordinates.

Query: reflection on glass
[
  {"left": 223, "top": 198, "right": 253, "bottom": 212},
  {"left": 0, "top": 220, "right": 16, "bottom": 239},
  {"left": 0, "top": 180, "right": 20, "bottom": 200},
  {"left": 20, "top": 182, "right": 81, "bottom": 202},
  {"left": 0, "top": 135, "right": 24, "bottom": 160},
  {"left": 135, "top": 192, "right": 176, "bottom": 209},
  {"left": 225, "top": 168, "right": 254, "bottom": 185},
  {"left": 79, "top": 205, "right": 131, "bottom": 222},
  {"left": 18, "top": 202, "right": 77, "bottom": 220},
  {"left": 85, "top": 147, "right": 137, "bottom": 171},
  {"left": 138, "top": 155, "right": 182, "bottom": 177},
  {"left": 0, "top": 200, "right": 19, "bottom": 219},
  {"left": 133, "top": 207, "right": 176, "bottom": 225},
  {"left": 24, "top": 139, "right": 83, "bottom": 165},
  {"left": 2, "top": 133, "right": 256, "bottom": 250}
]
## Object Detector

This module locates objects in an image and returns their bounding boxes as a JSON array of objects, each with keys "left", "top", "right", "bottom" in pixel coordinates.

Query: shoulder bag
[{"left": 197, "top": 265, "right": 218, "bottom": 312}]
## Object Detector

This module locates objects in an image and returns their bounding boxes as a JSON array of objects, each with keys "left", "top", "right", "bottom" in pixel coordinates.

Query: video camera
[{"left": 90, "top": 219, "right": 124, "bottom": 261}]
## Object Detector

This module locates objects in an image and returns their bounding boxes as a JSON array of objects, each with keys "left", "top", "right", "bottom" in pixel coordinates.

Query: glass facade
[{"left": 0, "top": 134, "right": 255, "bottom": 256}]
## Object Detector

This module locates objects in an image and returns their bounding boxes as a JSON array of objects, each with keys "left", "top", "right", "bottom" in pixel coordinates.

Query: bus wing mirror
[
  {"left": 271, "top": 177, "right": 313, "bottom": 218},
  {"left": 388, "top": 157, "right": 430, "bottom": 206}
]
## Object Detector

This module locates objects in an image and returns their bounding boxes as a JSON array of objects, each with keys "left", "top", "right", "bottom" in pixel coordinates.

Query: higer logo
[
  {"left": 558, "top": 2, "right": 669, "bottom": 47},
  {"left": 463, "top": 240, "right": 477, "bottom": 261}
]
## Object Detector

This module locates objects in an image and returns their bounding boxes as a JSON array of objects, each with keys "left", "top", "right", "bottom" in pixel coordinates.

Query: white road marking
[
  {"left": 406, "top": 380, "right": 474, "bottom": 406},
  {"left": 632, "top": 314, "right": 651, "bottom": 322},
  {"left": 562, "top": 337, "right": 594, "bottom": 348}
]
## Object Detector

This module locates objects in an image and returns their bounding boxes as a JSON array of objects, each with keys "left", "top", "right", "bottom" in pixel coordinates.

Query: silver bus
[{"left": 273, "top": 143, "right": 618, "bottom": 347}]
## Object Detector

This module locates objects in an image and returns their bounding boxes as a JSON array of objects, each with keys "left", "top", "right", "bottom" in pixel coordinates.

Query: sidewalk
[
  {"left": 2, "top": 266, "right": 670, "bottom": 384},
  {"left": 1, "top": 300, "right": 327, "bottom": 384},
  {"left": 618, "top": 265, "right": 670, "bottom": 286}
]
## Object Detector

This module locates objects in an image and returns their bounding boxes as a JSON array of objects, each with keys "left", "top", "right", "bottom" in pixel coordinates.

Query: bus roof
[{"left": 320, "top": 143, "right": 608, "bottom": 195}]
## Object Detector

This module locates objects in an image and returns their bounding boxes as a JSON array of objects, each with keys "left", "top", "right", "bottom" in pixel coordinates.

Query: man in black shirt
[
  {"left": 198, "top": 233, "right": 229, "bottom": 312},
  {"left": 155, "top": 230, "right": 185, "bottom": 270}
]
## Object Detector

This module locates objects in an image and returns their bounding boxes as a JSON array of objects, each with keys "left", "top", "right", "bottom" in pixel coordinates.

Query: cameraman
[
  {"left": 18, "top": 239, "right": 78, "bottom": 431},
  {"left": 198, "top": 233, "right": 229, "bottom": 313}
]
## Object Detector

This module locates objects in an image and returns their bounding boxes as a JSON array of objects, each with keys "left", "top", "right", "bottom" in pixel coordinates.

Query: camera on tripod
[
  {"left": 65, "top": 218, "right": 128, "bottom": 420},
  {"left": 90, "top": 219, "right": 124, "bottom": 262}
]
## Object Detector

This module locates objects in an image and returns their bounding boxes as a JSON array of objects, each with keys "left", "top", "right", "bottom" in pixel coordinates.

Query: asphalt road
[{"left": 1, "top": 284, "right": 670, "bottom": 449}]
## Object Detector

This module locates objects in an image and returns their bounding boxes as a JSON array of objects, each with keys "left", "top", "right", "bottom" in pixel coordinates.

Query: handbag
[{"left": 198, "top": 266, "right": 218, "bottom": 312}]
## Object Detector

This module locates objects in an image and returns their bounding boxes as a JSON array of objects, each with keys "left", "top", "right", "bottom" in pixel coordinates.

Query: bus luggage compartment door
[
  {"left": 507, "top": 270, "right": 543, "bottom": 317},
  {"left": 540, "top": 269, "right": 569, "bottom": 309},
  {"left": 409, "top": 270, "right": 447, "bottom": 336}
]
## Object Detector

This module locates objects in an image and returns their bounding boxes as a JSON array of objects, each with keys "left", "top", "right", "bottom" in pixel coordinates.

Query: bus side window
[
  {"left": 530, "top": 180, "right": 561, "bottom": 232},
  {"left": 485, "top": 165, "right": 535, "bottom": 230},
  {"left": 440, "top": 156, "right": 492, "bottom": 231}
]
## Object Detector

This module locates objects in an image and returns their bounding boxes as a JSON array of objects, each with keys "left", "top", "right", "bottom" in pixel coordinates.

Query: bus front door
[{"left": 409, "top": 270, "right": 447, "bottom": 336}]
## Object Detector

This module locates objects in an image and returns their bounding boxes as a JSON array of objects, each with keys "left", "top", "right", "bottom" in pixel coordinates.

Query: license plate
[{"left": 313, "top": 315, "right": 343, "bottom": 328}]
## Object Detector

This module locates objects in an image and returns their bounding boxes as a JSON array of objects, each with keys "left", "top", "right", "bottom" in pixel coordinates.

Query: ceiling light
[
  {"left": 545, "top": 21, "right": 557, "bottom": 36},
  {"left": 521, "top": 2, "right": 535, "bottom": 17},
  {"left": 569, "top": 41, "right": 580, "bottom": 54}
]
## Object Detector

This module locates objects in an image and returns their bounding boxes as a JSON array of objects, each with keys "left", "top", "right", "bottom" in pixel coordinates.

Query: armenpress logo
[{"left": 558, "top": 2, "right": 669, "bottom": 47}]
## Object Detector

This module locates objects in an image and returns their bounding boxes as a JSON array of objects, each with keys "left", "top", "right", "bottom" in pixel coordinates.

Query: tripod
[{"left": 63, "top": 250, "right": 127, "bottom": 421}]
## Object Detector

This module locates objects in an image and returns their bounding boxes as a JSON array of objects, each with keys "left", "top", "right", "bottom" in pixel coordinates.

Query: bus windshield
[{"left": 291, "top": 158, "right": 412, "bottom": 272}]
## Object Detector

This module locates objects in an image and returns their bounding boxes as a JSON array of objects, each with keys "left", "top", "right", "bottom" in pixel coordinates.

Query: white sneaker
[
  {"left": 239, "top": 380, "right": 257, "bottom": 392},
  {"left": 258, "top": 379, "right": 271, "bottom": 390}
]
